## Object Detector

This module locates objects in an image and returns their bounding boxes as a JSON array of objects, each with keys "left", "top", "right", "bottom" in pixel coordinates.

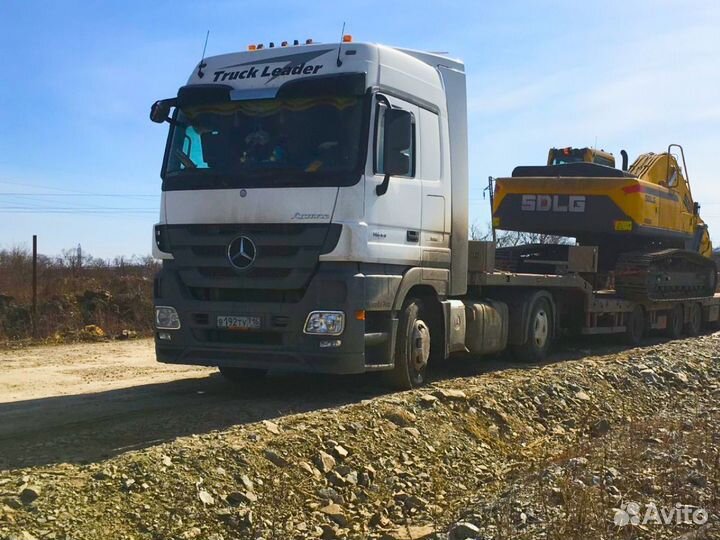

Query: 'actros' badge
[{"left": 227, "top": 236, "right": 257, "bottom": 270}]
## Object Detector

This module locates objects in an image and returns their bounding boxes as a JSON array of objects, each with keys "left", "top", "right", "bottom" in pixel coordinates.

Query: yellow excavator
[{"left": 493, "top": 144, "right": 716, "bottom": 300}]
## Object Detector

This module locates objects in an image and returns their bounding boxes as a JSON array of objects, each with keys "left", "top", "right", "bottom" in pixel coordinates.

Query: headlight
[
  {"left": 155, "top": 306, "right": 181, "bottom": 330},
  {"left": 304, "top": 311, "right": 345, "bottom": 336}
]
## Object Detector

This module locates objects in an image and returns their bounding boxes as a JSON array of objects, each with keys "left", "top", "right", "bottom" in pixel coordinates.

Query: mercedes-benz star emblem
[{"left": 227, "top": 236, "right": 257, "bottom": 270}]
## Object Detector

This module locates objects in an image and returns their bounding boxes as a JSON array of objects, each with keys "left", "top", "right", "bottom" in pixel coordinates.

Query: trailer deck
[{"left": 467, "top": 265, "right": 720, "bottom": 339}]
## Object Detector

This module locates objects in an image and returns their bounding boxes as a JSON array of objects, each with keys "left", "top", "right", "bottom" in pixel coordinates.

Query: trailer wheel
[
  {"left": 383, "top": 298, "right": 430, "bottom": 389},
  {"left": 511, "top": 297, "right": 552, "bottom": 363},
  {"left": 219, "top": 366, "right": 268, "bottom": 383},
  {"left": 624, "top": 305, "right": 645, "bottom": 346},
  {"left": 685, "top": 303, "right": 702, "bottom": 336},
  {"left": 665, "top": 304, "right": 684, "bottom": 339}
]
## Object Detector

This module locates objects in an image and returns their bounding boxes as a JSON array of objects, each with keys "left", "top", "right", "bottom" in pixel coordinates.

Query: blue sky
[{"left": 1, "top": 0, "right": 719, "bottom": 258}]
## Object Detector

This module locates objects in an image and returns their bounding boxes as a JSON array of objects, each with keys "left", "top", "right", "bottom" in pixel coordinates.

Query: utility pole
[
  {"left": 32, "top": 235, "right": 38, "bottom": 339},
  {"left": 484, "top": 176, "right": 497, "bottom": 243}
]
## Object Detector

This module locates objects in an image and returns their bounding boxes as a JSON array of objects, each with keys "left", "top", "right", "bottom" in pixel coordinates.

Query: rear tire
[
  {"left": 685, "top": 303, "right": 702, "bottom": 336},
  {"left": 219, "top": 366, "right": 268, "bottom": 383},
  {"left": 511, "top": 297, "right": 552, "bottom": 363},
  {"left": 665, "top": 304, "right": 684, "bottom": 339},
  {"left": 624, "top": 305, "right": 645, "bottom": 346},
  {"left": 383, "top": 299, "right": 431, "bottom": 390}
]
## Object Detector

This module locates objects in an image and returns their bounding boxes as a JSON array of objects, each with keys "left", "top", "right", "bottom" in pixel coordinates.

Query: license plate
[{"left": 217, "top": 315, "right": 262, "bottom": 330}]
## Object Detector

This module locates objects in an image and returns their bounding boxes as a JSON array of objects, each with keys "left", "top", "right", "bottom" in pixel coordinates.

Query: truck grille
[
  {"left": 160, "top": 223, "right": 340, "bottom": 299},
  {"left": 188, "top": 287, "right": 304, "bottom": 303}
]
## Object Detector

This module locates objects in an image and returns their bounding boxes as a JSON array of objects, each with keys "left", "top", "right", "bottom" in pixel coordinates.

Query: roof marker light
[
  {"left": 257, "top": 43, "right": 264, "bottom": 49},
  {"left": 248, "top": 44, "right": 257, "bottom": 51},
  {"left": 342, "top": 34, "right": 352, "bottom": 43},
  {"left": 281, "top": 40, "right": 288, "bottom": 47},
  {"left": 305, "top": 38, "right": 313, "bottom": 44},
  {"left": 269, "top": 42, "right": 275, "bottom": 48},
  {"left": 293, "top": 39, "right": 299, "bottom": 45}
]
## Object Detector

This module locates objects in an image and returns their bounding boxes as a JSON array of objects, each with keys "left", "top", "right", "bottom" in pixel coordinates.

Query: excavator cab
[{"left": 547, "top": 147, "right": 615, "bottom": 168}]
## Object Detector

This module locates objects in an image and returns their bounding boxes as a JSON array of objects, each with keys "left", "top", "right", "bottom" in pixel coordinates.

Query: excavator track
[{"left": 614, "top": 249, "right": 718, "bottom": 302}]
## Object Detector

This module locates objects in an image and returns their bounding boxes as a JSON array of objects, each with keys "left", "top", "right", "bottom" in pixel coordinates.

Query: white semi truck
[{"left": 150, "top": 38, "right": 720, "bottom": 388}]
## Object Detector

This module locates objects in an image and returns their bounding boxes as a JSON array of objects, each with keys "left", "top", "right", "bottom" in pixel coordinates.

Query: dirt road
[
  {"left": 0, "top": 340, "right": 392, "bottom": 470},
  {"left": 0, "top": 340, "right": 210, "bottom": 403},
  {"left": 0, "top": 335, "right": 684, "bottom": 471}
]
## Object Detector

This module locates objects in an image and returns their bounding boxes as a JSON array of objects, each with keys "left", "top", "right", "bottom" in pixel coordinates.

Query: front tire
[
  {"left": 219, "top": 366, "right": 268, "bottom": 383},
  {"left": 511, "top": 297, "right": 553, "bottom": 363},
  {"left": 383, "top": 299, "right": 431, "bottom": 390}
]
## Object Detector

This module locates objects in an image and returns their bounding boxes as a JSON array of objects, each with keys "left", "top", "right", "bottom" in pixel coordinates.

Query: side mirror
[
  {"left": 382, "top": 109, "right": 412, "bottom": 176},
  {"left": 376, "top": 108, "right": 412, "bottom": 196},
  {"left": 150, "top": 98, "right": 176, "bottom": 123}
]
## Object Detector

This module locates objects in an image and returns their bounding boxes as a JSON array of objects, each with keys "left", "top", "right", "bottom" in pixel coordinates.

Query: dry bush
[
  {"left": 470, "top": 221, "right": 571, "bottom": 247},
  {"left": 0, "top": 246, "right": 159, "bottom": 343}
]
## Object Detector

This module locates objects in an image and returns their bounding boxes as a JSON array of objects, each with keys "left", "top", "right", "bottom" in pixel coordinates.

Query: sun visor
[
  {"left": 176, "top": 84, "right": 234, "bottom": 108},
  {"left": 176, "top": 73, "right": 366, "bottom": 107},
  {"left": 276, "top": 72, "right": 366, "bottom": 98}
]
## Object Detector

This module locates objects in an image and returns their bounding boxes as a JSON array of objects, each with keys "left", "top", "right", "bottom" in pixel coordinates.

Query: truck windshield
[{"left": 163, "top": 95, "right": 367, "bottom": 189}]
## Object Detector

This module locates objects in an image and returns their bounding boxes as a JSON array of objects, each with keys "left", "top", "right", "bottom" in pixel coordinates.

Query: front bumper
[{"left": 154, "top": 263, "right": 393, "bottom": 374}]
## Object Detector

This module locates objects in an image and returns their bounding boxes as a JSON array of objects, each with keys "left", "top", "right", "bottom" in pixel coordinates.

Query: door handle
[{"left": 406, "top": 230, "right": 419, "bottom": 242}]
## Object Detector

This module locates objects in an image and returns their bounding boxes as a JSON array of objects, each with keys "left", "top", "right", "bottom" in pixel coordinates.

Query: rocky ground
[{"left": 1, "top": 333, "right": 719, "bottom": 540}]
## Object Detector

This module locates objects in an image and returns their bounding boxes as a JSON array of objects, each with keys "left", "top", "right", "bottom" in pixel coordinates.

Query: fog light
[
  {"left": 304, "top": 311, "right": 345, "bottom": 336},
  {"left": 155, "top": 306, "right": 181, "bottom": 330},
  {"left": 158, "top": 332, "right": 172, "bottom": 341},
  {"left": 319, "top": 339, "right": 342, "bottom": 348}
]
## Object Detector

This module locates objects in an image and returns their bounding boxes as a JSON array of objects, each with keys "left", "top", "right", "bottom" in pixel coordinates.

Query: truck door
[
  {"left": 364, "top": 95, "right": 422, "bottom": 263},
  {"left": 417, "top": 108, "right": 449, "bottom": 260}
]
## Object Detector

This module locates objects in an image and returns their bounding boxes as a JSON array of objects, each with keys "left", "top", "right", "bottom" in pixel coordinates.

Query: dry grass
[{"left": 463, "top": 408, "right": 720, "bottom": 539}]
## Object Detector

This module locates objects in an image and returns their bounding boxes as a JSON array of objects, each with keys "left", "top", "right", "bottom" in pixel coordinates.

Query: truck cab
[{"left": 150, "top": 39, "right": 471, "bottom": 387}]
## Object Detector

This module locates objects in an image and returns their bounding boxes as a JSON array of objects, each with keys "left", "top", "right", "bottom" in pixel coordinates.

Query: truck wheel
[
  {"left": 624, "top": 305, "right": 645, "bottom": 346},
  {"left": 383, "top": 299, "right": 430, "bottom": 389},
  {"left": 219, "top": 366, "right": 267, "bottom": 383},
  {"left": 511, "top": 297, "right": 552, "bottom": 363},
  {"left": 685, "top": 303, "right": 702, "bottom": 336},
  {"left": 665, "top": 304, "right": 684, "bottom": 339}
]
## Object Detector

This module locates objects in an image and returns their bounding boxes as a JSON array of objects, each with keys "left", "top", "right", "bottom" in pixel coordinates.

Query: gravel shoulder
[{"left": 1, "top": 334, "right": 719, "bottom": 539}]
